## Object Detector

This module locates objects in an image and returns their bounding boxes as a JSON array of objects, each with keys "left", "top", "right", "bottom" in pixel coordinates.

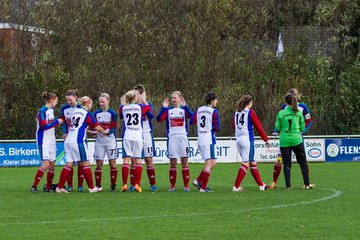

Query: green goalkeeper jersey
[{"left": 275, "top": 106, "right": 305, "bottom": 147}]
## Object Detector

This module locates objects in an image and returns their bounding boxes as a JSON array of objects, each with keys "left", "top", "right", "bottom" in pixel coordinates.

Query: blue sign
[
  {"left": 325, "top": 139, "right": 360, "bottom": 162},
  {"left": 0, "top": 142, "right": 65, "bottom": 167}
]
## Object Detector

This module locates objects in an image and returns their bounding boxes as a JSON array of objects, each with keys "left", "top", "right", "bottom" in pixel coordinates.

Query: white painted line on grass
[{"left": 0, "top": 188, "right": 342, "bottom": 226}]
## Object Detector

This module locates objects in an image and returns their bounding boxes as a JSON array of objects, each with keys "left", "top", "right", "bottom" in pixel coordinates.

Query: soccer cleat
[
  {"left": 134, "top": 184, "right": 142, "bottom": 193},
  {"left": 303, "top": 184, "right": 315, "bottom": 190},
  {"left": 67, "top": 186, "right": 73, "bottom": 192},
  {"left": 89, "top": 186, "right": 102, "bottom": 193},
  {"left": 121, "top": 184, "right": 128, "bottom": 192},
  {"left": 259, "top": 184, "right": 270, "bottom": 191},
  {"left": 200, "top": 188, "right": 213, "bottom": 193},
  {"left": 192, "top": 179, "right": 201, "bottom": 190},
  {"left": 286, "top": 186, "right": 292, "bottom": 191},
  {"left": 269, "top": 181, "right": 277, "bottom": 189},
  {"left": 168, "top": 186, "right": 176, "bottom": 192},
  {"left": 128, "top": 185, "right": 135, "bottom": 192},
  {"left": 110, "top": 184, "right": 116, "bottom": 192},
  {"left": 78, "top": 186, "right": 84, "bottom": 192},
  {"left": 55, "top": 187, "right": 69, "bottom": 193},
  {"left": 183, "top": 187, "right": 190, "bottom": 192},
  {"left": 232, "top": 186, "right": 244, "bottom": 192},
  {"left": 31, "top": 186, "right": 38, "bottom": 193},
  {"left": 150, "top": 185, "right": 158, "bottom": 192}
]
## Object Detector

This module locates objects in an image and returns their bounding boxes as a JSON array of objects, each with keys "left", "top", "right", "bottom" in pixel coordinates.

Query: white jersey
[
  {"left": 94, "top": 108, "right": 117, "bottom": 145},
  {"left": 196, "top": 106, "right": 215, "bottom": 145},
  {"left": 36, "top": 106, "right": 59, "bottom": 145},
  {"left": 142, "top": 103, "right": 154, "bottom": 133},
  {"left": 121, "top": 104, "right": 144, "bottom": 142},
  {"left": 65, "top": 107, "right": 98, "bottom": 144}
]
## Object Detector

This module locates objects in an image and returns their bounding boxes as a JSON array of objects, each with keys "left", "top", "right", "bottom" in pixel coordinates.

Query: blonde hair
[
  {"left": 125, "top": 90, "right": 137, "bottom": 104},
  {"left": 79, "top": 96, "right": 92, "bottom": 106},
  {"left": 99, "top": 93, "right": 110, "bottom": 102},
  {"left": 172, "top": 91, "right": 182, "bottom": 97}
]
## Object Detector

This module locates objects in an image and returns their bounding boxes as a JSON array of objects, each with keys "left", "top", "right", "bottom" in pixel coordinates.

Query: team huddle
[{"left": 31, "top": 85, "right": 314, "bottom": 193}]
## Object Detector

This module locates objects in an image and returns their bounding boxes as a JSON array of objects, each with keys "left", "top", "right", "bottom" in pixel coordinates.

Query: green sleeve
[{"left": 275, "top": 112, "right": 282, "bottom": 132}]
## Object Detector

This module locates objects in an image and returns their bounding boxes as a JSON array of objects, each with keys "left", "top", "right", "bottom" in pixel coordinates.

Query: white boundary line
[{"left": 0, "top": 188, "right": 341, "bottom": 226}]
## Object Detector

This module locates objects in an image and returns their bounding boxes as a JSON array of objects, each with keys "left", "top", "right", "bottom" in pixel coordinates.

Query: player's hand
[
  {"left": 58, "top": 118, "right": 63, "bottom": 124},
  {"left": 163, "top": 98, "right": 169, "bottom": 108},
  {"left": 272, "top": 132, "right": 278, "bottom": 137},
  {"left": 102, "top": 129, "right": 110, "bottom": 137},
  {"left": 141, "top": 91, "right": 147, "bottom": 102},
  {"left": 180, "top": 97, "right": 186, "bottom": 106},
  {"left": 265, "top": 141, "right": 270, "bottom": 148},
  {"left": 120, "top": 95, "right": 125, "bottom": 105}
]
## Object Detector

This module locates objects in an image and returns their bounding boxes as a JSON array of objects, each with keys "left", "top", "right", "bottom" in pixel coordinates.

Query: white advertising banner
[{"left": 87, "top": 138, "right": 325, "bottom": 165}]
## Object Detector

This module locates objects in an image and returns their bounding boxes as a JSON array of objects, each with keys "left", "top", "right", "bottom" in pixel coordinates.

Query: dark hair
[
  {"left": 204, "top": 92, "right": 217, "bottom": 104},
  {"left": 42, "top": 91, "right": 57, "bottom": 101},
  {"left": 237, "top": 95, "right": 252, "bottom": 111},
  {"left": 66, "top": 89, "right": 79, "bottom": 98},
  {"left": 285, "top": 93, "right": 298, "bottom": 113},
  {"left": 133, "top": 84, "right": 145, "bottom": 94}
]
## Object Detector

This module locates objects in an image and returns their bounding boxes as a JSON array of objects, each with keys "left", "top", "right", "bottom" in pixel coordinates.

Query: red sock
[
  {"left": 182, "top": 167, "right": 190, "bottom": 188},
  {"left": 95, "top": 168, "right": 102, "bottom": 187},
  {"left": 78, "top": 165, "right": 84, "bottom": 188},
  {"left": 250, "top": 163, "right": 264, "bottom": 186},
  {"left": 135, "top": 163, "right": 143, "bottom": 186},
  {"left": 169, "top": 167, "right": 177, "bottom": 187},
  {"left": 201, "top": 169, "right": 211, "bottom": 190},
  {"left": 197, "top": 169, "right": 205, "bottom": 184},
  {"left": 33, "top": 167, "right": 45, "bottom": 187},
  {"left": 122, "top": 164, "right": 129, "bottom": 185},
  {"left": 130, "top": 165, "right": 136, "bottom": 186},
  {"left": 46, "top": 169, "right": 54, "bottom": 190},
  {"left": 58, "top": 166, "right": 72, "bottom": 189},
  {"left": 83, "top": 166, "right": 94, "bottom": 189},
  {"left": 110, "top": 168, "right": 118, "bottom": 185},
  {"left": 273, "top": 162, "right": 282, "bottom": 183},
  {"left": 234, "top": 164, "right": 248, "bottom": 188},
  {"left": 67, "top": 167, "right": 73, "bottom": 188},
  {"left": 147, "top": 166, "right": 156, "bottom": 186}
]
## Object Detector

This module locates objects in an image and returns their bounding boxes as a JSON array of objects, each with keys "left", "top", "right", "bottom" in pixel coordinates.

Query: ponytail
[
  {"left": 285, "top": 93, "right": 298, "bottom": 113},
  {"left": 124, "top": 90, "right": 137, "bottom": 104},
  {"left": 79, "top": 96, "right": 92, "bottom": 106},
  {"left": 42, "top": 91, "right": 57, "bottom": 102},
  {"left": 237, "top": 95, "right": 252, "bottom": 112}
]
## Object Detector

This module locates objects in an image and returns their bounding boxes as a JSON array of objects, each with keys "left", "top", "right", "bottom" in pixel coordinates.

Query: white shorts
[
  {"left": 94, "top": 142, "right": 118, "bottom": 161},
  {"left": 143, "top": 132, "right": 155, "bottom": 158},
  {"left": 236, "top": 140, "right": 255, "bottom": 163},
  {"left": 122, "top": 139, "right": 143, "bottom": 159},
  {"left": 198, "top": 144, "right": 216, "bottom": 161},
  {"left": 65, "top": 142, "right": 89, "bottom": 163},
  {"left": 39, "top": 143, "right": 56, "bottom": 161},
  {"left": 168, "top": 134, "right": 189, "bottom": 159}
]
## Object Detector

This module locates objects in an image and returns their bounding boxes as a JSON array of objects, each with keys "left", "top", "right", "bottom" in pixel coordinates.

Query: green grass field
[{"left": 0, "top": 162, "right": 359, "bottom": 240}]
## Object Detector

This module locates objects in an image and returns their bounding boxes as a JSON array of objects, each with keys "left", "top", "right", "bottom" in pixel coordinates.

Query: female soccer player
[
  {"left": 59, "top": 89, "right": 83, "bottom": 192},
  {"left": 119, "top": 90, "right": 151, "bottom": 193},
  {"left": 89, "top": 93, "right": 118, "bottom": 191},
  {"left": 56, "top": 96, "right": 109, "bottom": 193},
  {"left": 31, "top": 92, "right": 63, "bottom": 192},
  {"left": 270, "top": 88, "right": 313, "bottom": 189},
  {"left": 134, "top": 84, "right": 157, "bottom": 192},
  {"left": 232, "top": 95, "right": 270, "bottom": 192},
  {"left": 275, "top": 93, "right": 313, "bottom": 190},
  {"left": 190, "top": 92, "right": 220, "bottom": 192},
  {"left": 157, "top": 91, "right": 193, "bottom": 192}
]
